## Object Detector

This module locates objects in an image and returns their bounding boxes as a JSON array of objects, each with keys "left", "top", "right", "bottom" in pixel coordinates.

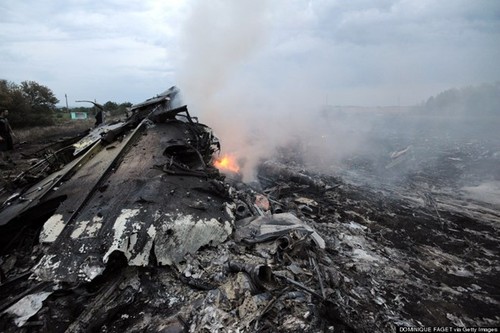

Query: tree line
[
  {"left": 417, "top": 82, "right": 500, "bottom": 116},
  {"left": 0, "top": 79, "right": 132, "bottom": 128},
  {"left": 71, "top": 101, "right": 133, "bottom": 118}
]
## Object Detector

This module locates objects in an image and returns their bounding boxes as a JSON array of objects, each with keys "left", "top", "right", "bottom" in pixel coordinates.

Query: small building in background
[{"left": 70, "top": 112, "right": 88, "bottom": 120}]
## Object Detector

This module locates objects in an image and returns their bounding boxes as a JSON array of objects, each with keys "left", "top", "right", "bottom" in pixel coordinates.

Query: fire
[{"left": 214, "top": 154, "right": 240, "bottom": 173}]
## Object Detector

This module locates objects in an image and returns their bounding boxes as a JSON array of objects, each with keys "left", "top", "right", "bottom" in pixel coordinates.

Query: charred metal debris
[{"left": 1, "top": 87, "right": 499, "bottom": 332}]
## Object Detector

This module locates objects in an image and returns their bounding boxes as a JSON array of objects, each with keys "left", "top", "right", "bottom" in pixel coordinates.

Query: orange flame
[{"left": 214, "top": 154, "right": 240, "bottom": 173}]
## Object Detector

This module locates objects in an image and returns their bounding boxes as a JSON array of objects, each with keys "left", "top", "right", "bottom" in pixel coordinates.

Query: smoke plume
[
  {"left": 175, "top": 0, "right": 372, "bottom": 181},
  {"left": 175, "top": 0, "right": 272, "bottom": 180},
  {"left": 175, "top": 1, "right": 499, "bottom": 189}
]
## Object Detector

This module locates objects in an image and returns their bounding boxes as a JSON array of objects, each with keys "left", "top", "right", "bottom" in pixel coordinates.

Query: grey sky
[{"left": 0, "top": 0, "right": 499, "bottom": 107}]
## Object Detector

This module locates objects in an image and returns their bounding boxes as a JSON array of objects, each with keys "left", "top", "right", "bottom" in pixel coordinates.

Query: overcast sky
[{"left": 1, "top": 0, "right": 499, "bottom": 107}]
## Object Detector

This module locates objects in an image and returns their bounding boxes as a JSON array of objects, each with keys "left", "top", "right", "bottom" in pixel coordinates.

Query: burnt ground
[
  {"left": 266, "top": 114, "right": 500, "bottom": 330},
  {"left": 0, "top": 123, "right": 91, "bottom": 190},
  {"left": 0, "top": 113, "right": 499, "bottom": 332}
]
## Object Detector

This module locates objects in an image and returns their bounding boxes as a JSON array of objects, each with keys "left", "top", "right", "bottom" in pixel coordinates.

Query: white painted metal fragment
[
  {"left": 103, "top": 209, "right": 140, "bottom": 263},
  {"left": 129, "top": 224, "right": 157, "bottom": 266},
  {"left": 3, "top": 291, "right": 53, "bottom": 327},
  {"left": 71, "top": 216, "right": 104, "bottom": 239},
  {"left": 155, "top": 213, "right": 232, "bottom": 266},
  {"left": 39, "top": 214, "right": 65, "bottom": 243}
]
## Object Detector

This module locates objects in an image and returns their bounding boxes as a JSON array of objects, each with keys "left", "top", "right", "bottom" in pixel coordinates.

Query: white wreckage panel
[
  {"left": 70, "top": 216, "right": 103, "bottom": 239},
  {"left": 102, "top": 208, "right": 143, "bottom": 264},
  {"left": 33, "top": 209, "right": 233, "bottom": 282},
  {"left": 39, "top": 214, "right": 65, "bottom": 243},
  {"left": 103, "top": 209, "right": 232, "bottom": 267},
  {"left": 34, "top": 253, "right": 105, "bottom": 283},
  {"left": 3, "top": 291, "right": 53, "bottom": 327},
  {"left": 154, "top": 213, "right": 233, "bottom": 266},
  {"left": 234, "top": 213, "right": 325, "bottom": 249}
]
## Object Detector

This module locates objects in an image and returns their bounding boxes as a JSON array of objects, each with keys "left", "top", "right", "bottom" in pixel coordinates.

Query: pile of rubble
[{"left": 0, "top": 88, "right": 499, "bottom": 332}]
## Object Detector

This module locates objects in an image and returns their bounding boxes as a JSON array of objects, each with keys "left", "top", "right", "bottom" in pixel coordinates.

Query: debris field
[{"left": 1, "top": 87, "right": 499, "bottom": 332}]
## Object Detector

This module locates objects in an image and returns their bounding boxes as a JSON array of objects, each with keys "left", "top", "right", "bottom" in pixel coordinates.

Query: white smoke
[{"left": 175, "top": 0, "right": 372, "bottom": 181}]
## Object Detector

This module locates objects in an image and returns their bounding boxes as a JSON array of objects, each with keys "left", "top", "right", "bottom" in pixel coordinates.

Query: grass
[
  {"left": 15, "top": 119, "right": 94, "bottom": 143},
  {"left": 14, "top": 111, "right": 129, "bottom": 143}
]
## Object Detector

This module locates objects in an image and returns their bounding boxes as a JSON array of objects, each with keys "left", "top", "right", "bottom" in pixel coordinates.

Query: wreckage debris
[
  {"left": 258, "top": 160, "right": 326, "bottom": 189},
  {"left": 234, "top": 212, "right": 326, "bottom": 249},
  {"left": 1, "top": 86, "right": 499, "bottom": 332},
  {"left": 227, "top": 261, "right": 276, "bottom": 292}
]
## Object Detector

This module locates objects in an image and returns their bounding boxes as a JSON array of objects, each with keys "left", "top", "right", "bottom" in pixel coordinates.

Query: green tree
[
  {"left": 103, "top": 101, "right": 132, "bottom": 116},
  {"left": 0, "top": 80, "right": 13, "bottom": 107},
  {"left": 19, "top": 81, "right": 59, "bottom": 126},
  {"left": 117, "top": 102, "right": 132, "bottom": 114},
  {"left": 7, "top": 87, "right": 31, "bottom": 126},
  {"left": 0, "top": 80, "right": 29, "bottom": 127},
  {"left": 422, "top": 82, "right": 500, "bottom": 116},
  {"left": 0, "top": 79, "right": 61, "bottom": 127},
  {"left": 103, "top": 101, "right": 118, "bottom": 111},
  {"left": 20, "top": 81, "right": 58, "bottom": 107}
]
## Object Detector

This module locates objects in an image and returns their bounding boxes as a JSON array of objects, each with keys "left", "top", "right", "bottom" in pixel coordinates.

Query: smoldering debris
[
  {"left": 234, "top": 213, "right": 326, "bottom": 249},
  {"left": 1, "top": 87, "right": 499, "bottom": 332}
]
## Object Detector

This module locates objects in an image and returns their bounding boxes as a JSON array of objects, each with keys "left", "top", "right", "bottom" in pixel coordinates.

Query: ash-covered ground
[{"left": 271, "top": 111, "right": 500, "bottom": 330}]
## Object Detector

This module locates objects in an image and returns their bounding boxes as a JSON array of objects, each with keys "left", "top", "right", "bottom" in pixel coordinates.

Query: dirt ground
[{"left": 0, "top": 120, "right": 93, "bottom": 185}]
